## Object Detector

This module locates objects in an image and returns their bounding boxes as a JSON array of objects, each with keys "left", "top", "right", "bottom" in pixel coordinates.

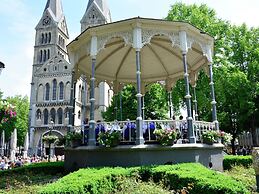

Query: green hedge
[
  {"left": 39, "top": 167, "right": 131, "bottom": 194},
  {"left": 223, "top": 155, "right": 252, "bottom": 170},
  {"left": 0, "top": 161, "right": 65, "bottom": 176},
  {"left": 39, "top": 163, "right": 249, "bottom": 194},
  {"left": 150, "top": 163, "right": 248, "bottom": 194}
]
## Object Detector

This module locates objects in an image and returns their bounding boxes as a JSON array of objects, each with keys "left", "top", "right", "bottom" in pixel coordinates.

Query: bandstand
[{"left": 65, "top": 17, "right": 223, "bottom": 171}]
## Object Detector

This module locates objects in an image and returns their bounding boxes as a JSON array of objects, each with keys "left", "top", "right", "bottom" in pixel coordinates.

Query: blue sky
[{"left": 0, "top": 0, "right": 258, "bottom": 98}]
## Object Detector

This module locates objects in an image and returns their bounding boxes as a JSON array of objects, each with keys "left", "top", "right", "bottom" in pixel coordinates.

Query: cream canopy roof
[{"left": 68, "top": 17, "right": 214, "bottom": 91}]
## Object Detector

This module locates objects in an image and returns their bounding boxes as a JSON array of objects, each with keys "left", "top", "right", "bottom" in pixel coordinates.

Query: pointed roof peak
[
  {"left": 86, "top": 0, "right": 110, "bottom": 17},
  {"left": 44, "top": 0, "right": 64, "bottom": 21}
]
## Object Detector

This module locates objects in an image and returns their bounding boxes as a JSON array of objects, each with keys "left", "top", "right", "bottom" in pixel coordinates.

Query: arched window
[
  {"left": 59, "top": 82, "right": 64, "bottom": 100},
  {"left": 78, "top": 85, "right": 82, "bottom": 102},
  {"left": 81, "top": 86, "right": 84, "bottom": 102},
  {"left": 62, "top": 38, "right": 65, "bottom": 47},
  {"left": 57, "top": 108, "right": 63, "bottom": 124},
  {"left": 64, "top": 107, "right": 69, "bottom": 118},
  {"left": 43, "top": 109, "right": 48, "bottom": 125},
  {"left": 48, "top": 32, "right": 51, "bottom": 43},
  {"left": 78, "top": 111, "right": 81, "bottom": 119},
  {"left": 41, "top": 34, "right": 44, "bottom": 44},
  {"left": 52, "top": 79, "right": 57, "bottom": 100},
  {"left": 45, "top": 33, "right": 48, "bottom": 43},
  {"left": 50, "top": 108, "right": 56, "bottom": 123},
  {"left": 36, "top": 109, "right": 42, "bottom": 120},
  {"left": 65, "top": 82, "right": 71, "bottom": 100},
  {"left": 37, "top": 84, "right": 44, "bottom": 101},
  {"left": 40, "top": 50, "right": 43, "bottom": 62},
  {"left": 45, "top": 83, "right": 50, "bottom": 101},
  {"left": 43, "top": 50, "right": 47, "bottom": 62},
  {"left": 47, "top": 49, "right": 50, "bottom": 59}
]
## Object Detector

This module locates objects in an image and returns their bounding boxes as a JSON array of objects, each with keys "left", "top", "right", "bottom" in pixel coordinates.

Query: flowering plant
[
  {"left": 65, "top": 132, "right": 83, "bottom": 141},
  {"left": 0, "top": 100, "right": 17, "bottom": 137},
  {"left": 154, "top": 128, "right": 177, "bottom": 146},
  {"left": 64, "top": 132, "right": 83, "bottom": 147},
  {"left": 98, "top": 130, "right": 121, "bottom": 147},
  {"left": 218, "top": 131, "right": 232, "bottom": 145},
  {"left": 42, "top": 135, "right": 58, "bottom": 144},
  {"left": 201, "top": 130, "right": 219, "bottom": 145}
]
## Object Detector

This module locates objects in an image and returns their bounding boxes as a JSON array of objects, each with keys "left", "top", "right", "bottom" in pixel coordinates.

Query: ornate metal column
[
  {"left": 208, "top": 63, "right": 219, "bottom": 130},
  {"left": 142, "top": 95, "right": 145, "bottom": 120},
  {"left": 88, "top": 36, "right": 97, "bottom": 146},
  {"left": 179, "top": 31, "right": 196, "bottom": 143},
  {"left": 205, "top": 45, "right": 219, "bottom": 130},
  {"left": 193, "top": 86, "right": 198, "bottom": 121},
  {"left": 81, "top": 76, "right": 87, "bottom": 125},
  {"left": 134, "top": 27, "right": 144, "bottom": 145},
  {"left": 69, "top": 70, "right": 76, "bottom": 132},
  {"left": 120, "top": 92, "right": 123, "bottom": 121},
  {"left": 168, "top": 91, "right": 173, "bottom": 119},
  {"left": 114, "top": 94, "right": 118, "bottom": 120}
]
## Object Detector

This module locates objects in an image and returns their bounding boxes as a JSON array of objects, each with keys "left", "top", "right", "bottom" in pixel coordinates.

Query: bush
[
  {"left": 98, "top": 130, "right": 121, "bottom": 147},
  {"left": 39, "top": 167, "right": 131, "bottom": 194},
  {"left": 39, "top": 163, "right": 249, "bottom": 194},
  {"left": 151, "top": 163, "right": 249, "bottom": 194},
  {"left": 0, "top": 161, "right": 65, "bottom": 176},
  {"left": 223, "top": 155, "right": 252, "bottom": 170}
]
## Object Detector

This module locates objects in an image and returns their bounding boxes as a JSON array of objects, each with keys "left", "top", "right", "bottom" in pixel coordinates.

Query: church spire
[
  {"left": 44, "top": 0, "right": 64, "bottom": 22},
  {"left": 81, "top": 0, "right": 112, "bottom": 32}
]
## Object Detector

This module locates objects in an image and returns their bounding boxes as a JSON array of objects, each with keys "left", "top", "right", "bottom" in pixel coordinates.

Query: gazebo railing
[{"left": 72, "top": 120, "right": 216, "bottom": 144}]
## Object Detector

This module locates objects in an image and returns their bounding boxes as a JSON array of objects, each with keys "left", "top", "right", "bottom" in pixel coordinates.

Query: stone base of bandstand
[{"left": 65, "top": 144, "right": 224, "bottom": 172}]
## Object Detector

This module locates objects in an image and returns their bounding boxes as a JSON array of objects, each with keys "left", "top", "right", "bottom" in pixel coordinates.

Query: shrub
[
  {"left": 201, "top": 130, "right": 219, "bottom": 144},
  {"left": 98, "top": 130, "right": 121, "bottom": 147},
  {"left": 151, "top": 163, "right": 249, "bottom": 194},
  {"left": 0, "top": 162, "right": 65, "bottom": 176},
  {"left": 223, "top": 155, "right": 252, "bottom": 170},
  {"left": 39, "top": 163, "right": 249, "bottom": 194},
  {"left": 153, "top": 128, "right": 177, "bottom": 146},
  {"left": 42, "top": 135, "right": 59, "bottom": 144},
  {"left": 39, "top": 167, "right": 131, "bottom": 194}
]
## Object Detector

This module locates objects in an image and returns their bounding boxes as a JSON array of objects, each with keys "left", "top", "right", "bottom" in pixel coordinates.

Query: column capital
[
  {"left": 133, "top": 27, "right": 142, "bottom": 50},
  {"left": 90, "top": 36, "right": 98, "bottom": 57},
  {"left": 179, "top": 31, "right": 188, "bottom": 53}
]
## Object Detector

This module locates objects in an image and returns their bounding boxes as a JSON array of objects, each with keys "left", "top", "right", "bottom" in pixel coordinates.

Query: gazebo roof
[{"left": 68, "top": 17, "right": 214, "bottom": 90}]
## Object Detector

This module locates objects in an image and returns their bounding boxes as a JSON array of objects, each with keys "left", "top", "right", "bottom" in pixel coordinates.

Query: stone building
[{"left": 29, "top": 0, "right": 112, "bottom": 156}]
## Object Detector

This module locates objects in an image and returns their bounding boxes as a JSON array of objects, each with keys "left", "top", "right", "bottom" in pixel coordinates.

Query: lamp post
[
  {"left": 48, "top": 119, "right": 54, "bottom": 162},
  {"left": 0, "top": 62, "right": 5, "bottom": 75}
]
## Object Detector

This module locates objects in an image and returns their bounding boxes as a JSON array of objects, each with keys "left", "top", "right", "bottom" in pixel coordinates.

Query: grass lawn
[
  {"left": 0, "top": 172, "right": 63, "bottom": 194},
  {"left": 225, "top": 165, "right": 257, "bottom": 193}
]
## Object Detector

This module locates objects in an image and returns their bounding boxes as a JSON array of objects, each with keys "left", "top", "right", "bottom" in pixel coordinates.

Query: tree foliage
[
  {"left": 166, "top": 3, "right": 259, "bottom": 151},
  {"left": 6, "top": 95, "right": 29, "bottom": 146},
  {"left": 102, "top": 84, "right": 168, "bottom": 121},
  {"left": 0, "top": 100, "right": 17, "bottom": 140}
]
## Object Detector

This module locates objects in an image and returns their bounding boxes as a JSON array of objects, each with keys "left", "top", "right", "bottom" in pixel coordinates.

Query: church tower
[
  {"left": 29, "top": 0, "right": 75, "bottom": 156},
  {"left": 76, "top": 0, "right": 112, "bottom": 122},
  {"left": 81, "top": 0, "right": 112, "bottom": 32}
]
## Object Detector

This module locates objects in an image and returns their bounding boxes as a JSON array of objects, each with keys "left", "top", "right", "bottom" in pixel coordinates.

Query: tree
[
  {"left": 102, "top": 85, "right": 137, "bottom": 121},
  {"left": 6, "top": 96, "right": 29, "bottom": 146},
  {"left": 0, "top": 100, "right": 17, "bottom": 141},
  {"left": 215, "top": 66, "right": 254, "bottom": 154},
  {"left": 166, "top": 3, "right": 232, "bottom": 120},
  {"left": 166, "top": 3, "right": 259, "bottom": 152},
  {"left": 102, "top": 84, "right": 168, "bottom": 121},
  {"left": 143, "top": 83, "right": 168, "bottom": 119},
  {"left": 227, "top": 25, "right": 259, "bottom": 145}
]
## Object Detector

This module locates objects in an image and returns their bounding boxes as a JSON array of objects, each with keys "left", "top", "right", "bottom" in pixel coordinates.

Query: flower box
[
  {"left": 154, "top": 128, "right": 177, "bottom": 146},
  {"left": 98, "top": 130, "right": 121, "bottom": 147}
]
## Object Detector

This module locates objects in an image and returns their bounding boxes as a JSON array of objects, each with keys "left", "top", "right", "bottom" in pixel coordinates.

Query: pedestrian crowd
[{"left": 0, "top": 154, "right": 64, "bottom": 170}]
